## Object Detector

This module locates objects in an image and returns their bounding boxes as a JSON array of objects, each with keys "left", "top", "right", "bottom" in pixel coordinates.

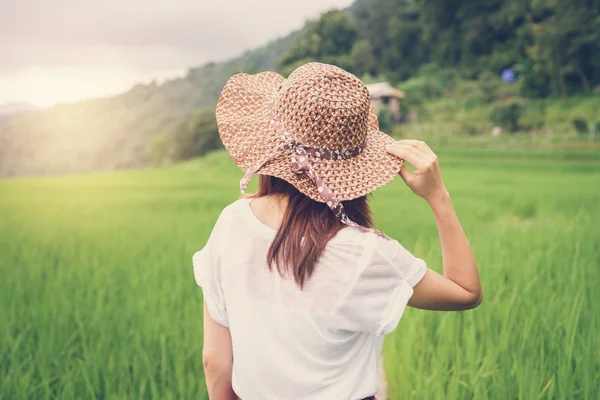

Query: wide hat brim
[{"left": 215, "top": 71, "right": 403, "bottom": 202}]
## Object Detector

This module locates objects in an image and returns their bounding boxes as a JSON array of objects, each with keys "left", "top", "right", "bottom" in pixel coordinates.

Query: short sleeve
[
  {"left": 193, "top": 211, "right": 229, "bottom": 327},
  {"left": 334, "top": 234, "right": 426, "bottom": 336}
]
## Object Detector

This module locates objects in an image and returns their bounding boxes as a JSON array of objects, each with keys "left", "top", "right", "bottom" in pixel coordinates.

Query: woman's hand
[
  {"left": 386, "top": 140, "right": 447, "bottom": 203},
  {"left": 387, "top": 140, "right": 482, "bottom": 311}
]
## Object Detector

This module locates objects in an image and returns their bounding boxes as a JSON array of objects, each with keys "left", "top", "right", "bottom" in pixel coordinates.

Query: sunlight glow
[{"left": 0, "top": 66, "right": 183, "bottom": 107}]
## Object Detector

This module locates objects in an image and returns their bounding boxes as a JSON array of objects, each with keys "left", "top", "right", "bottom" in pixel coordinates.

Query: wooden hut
[{"left": 365, "top": 82, "right": 406, "bottom": 122}]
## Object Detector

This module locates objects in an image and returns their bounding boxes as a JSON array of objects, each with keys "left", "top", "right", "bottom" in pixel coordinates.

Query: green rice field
[{"left": 1, "top": 149, "right": 599, "bottom": 399}]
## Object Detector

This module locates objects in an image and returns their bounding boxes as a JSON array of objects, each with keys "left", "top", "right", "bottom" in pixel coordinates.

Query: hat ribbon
[{"left": 239, "top": 117, "right": 390, "bottom": 239}]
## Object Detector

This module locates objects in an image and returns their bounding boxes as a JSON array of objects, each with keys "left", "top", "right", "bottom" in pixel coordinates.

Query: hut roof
[{"left": 365, "top": 82, "right": 406, "bottom": 99}]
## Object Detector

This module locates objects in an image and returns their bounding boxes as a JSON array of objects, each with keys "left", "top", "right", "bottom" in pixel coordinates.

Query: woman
[{"left": 194, "top": 63, "right": 482, "bottom": 400}]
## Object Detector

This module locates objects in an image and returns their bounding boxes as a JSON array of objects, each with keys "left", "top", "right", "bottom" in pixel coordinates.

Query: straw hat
[{"left": 216, "top": 62, "right": 402, "bottom": 236}]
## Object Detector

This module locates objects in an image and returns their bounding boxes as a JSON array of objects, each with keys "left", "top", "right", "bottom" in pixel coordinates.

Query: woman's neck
[{"left": 249, "top": 194, "right": 289, "bottom": 230}]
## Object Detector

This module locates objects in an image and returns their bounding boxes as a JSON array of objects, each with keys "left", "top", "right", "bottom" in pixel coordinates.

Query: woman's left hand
[{"left": 386, "top": 140, "right": 448, "bottom": 203}]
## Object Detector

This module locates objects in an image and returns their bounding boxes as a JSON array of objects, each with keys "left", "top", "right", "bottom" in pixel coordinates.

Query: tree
[
  {"left": 351, "top": 40, "right": 376, "bottom": 76},
  {"left": 280, "top": 0, "right": 600, "bottom": 97},
  {"left": 149, "top": 132, "right": 173, "bottom": 165},
  {"left": 172, "top": 110, "right": 221, "bottom": 161},
  {"left": 280, "top": 10, "right": 357, "bottom": 73},
  {"left": 478, "top": 70, "right": 502, "bottom": 103},
  {"left": 532, "top": 0, "right": 599, "bottom": 96},
  {"left": 490, "top": 102, "right": 522, "bottom": 132}
]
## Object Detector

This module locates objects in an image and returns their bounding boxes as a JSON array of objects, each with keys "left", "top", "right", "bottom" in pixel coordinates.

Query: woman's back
[
  {"left": 197, "top": 62, "right": 481, "bottom": 400},
  {"left": 194, "top": 198, "right": 425, "bottom": 400}
]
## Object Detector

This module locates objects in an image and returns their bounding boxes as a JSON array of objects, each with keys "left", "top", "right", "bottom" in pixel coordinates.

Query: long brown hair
[{"left": 251, "top": 175, "right": 373, "bottom": 288}]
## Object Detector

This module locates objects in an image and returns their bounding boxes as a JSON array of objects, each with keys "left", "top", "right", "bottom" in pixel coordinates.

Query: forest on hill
[{"left": 0, "top": 0, "right": 598, "bottom": 178}]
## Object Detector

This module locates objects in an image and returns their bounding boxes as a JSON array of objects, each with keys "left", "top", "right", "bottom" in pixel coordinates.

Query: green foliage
[
  {"left": 283, "top": 0, "right": 600, "bottom": 97},
  {"left": 368, "top": 96, "right": 600, "bottom": 146},
  {"left": 399, "top": 76, "right": 443, "bottom": 106},
  {"left": 280, "top": 10, "right": 357, "bottom": 74},
  {"left": 478, "top": 71, "right": 503, "bottom": 103},
  {"left": 360, "top": 72, "right": 389, "bottom": 85},
  {"left": 425, "top": 66, "right": 459, "bottom": 92},
  {"left": 172, "top": 110, "right": 221, "bottom": 161},
  {"left": 572, "top": 119, "right": 589, "bottom": 135},
  {"left": 149, "top": 132, "right": 173, "bottom": 165},
  {"left": 350, "top": 39, "right": 376, "bottom": 76},
  {"left": 353, "top": 0, "right": 426, "bottom": 82},
  {"left": 515, "top": 59, "right": 552, "bottom": 98},
  {"left": 376, "top": 108, "right": 394, "bottom": 132},
  {"left": 1, "top": 150, "right": 599, "bottom": 399},
  {"left": 490, "top": 102, "right": 523, "bottom": 132},
  {"left": 530, "top": 1, "right": 600, "bottom": 97},
  {"left": 460, "top": 121, "right": 481, "bottom": 136}
]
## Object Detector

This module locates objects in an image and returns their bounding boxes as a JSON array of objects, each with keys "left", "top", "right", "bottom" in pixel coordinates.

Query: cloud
[
  {"left": 0, "top": 0, "right": 355, "bottom": 73},
  {"left": 0, "top": 0, "right": 354, "bottom": 105}
]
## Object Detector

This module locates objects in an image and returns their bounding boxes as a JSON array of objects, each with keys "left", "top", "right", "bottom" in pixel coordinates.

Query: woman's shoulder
[
  {"left": 206, "top": 198, "right": 251, "bottom": 234},
  {"left": 330, "top": 226, "right": 387, "bottom": 249},
  {"left": 216, "top": 198, "right": 252, "bottom": 219},
  {"left": 334, "top": 229, "right": 425, "bottom": 277},
  {"left": 225, "top": 197, "right": 251, "bottom": 211}
]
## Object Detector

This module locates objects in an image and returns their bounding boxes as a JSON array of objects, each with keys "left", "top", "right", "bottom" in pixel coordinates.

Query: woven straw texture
[{"left": 216, "top": 62, "right": 402, "bottom": 202}]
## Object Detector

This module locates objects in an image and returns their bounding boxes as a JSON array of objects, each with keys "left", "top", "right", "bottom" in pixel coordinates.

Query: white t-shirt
[{"left": 193, "top": 198, "right": 426, "bottom": 400}]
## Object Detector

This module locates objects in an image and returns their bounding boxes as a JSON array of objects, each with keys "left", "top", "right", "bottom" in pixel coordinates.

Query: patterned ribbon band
[{"left": 239, "top": 111, "right": 390, "bottom": 239}]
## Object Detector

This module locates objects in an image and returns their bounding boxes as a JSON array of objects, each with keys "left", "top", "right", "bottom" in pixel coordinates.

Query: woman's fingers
[
  {"left": 388, "top": 144, "right": 423, "bottom": 169},
  {"left": 388, "top": 139, "right": 444, "bottom": 200},
  {"left": 395, "top": 140, "right": 438, "bottom": 168},
  {"left": 397, "top": 140, "right": 435, "bottom": 157},
  {"left": 386, "top": 145, "right": 419, "bottom": 168},
  {"left": 386, "top": 143, "right": 428, "bottom": 170},
  {"left": 398, "top": 163, "right": 416, "bottom": 184}
]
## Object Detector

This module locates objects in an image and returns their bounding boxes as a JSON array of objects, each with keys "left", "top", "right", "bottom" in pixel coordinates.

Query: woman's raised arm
[{"left": 386, "top": 140, "right": 483, "bottom": 311}]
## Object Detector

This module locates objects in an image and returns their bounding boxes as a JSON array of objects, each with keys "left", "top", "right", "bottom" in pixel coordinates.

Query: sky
[{"left": 0, "top": 0, "right": 354, "bottom": 107}]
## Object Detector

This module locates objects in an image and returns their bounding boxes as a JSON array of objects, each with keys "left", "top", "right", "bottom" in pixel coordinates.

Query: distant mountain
[
  {"left": 0, "top": 27, "right": 301, "bottom": 178},
  {"left": 6, "top": 0, "right": 592, "bottom": 178},
  {"left": 0, "top": 102, "right": 40, "bottom": 119}
]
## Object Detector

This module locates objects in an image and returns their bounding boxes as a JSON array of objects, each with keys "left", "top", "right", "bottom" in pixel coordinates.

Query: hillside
[
  {"left": 0, "top": 31, "right": 300, "bottom": 178},
  {"left": 1, "top": 0, "right": 598, "bottom": 178}
]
